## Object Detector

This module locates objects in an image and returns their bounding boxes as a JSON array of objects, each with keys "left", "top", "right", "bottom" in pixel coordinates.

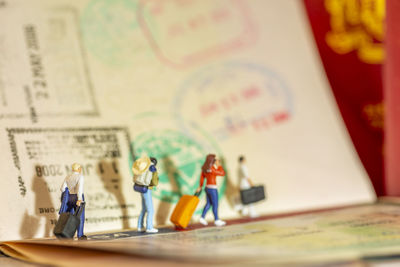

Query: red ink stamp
[{"left": 138, "top": 0, "right": 257, "bottom": 67}]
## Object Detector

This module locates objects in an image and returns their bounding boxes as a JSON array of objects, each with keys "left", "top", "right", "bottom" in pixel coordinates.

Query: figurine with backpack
[{"left": 132, "top": 156, "right": 159, "bottom": 233}]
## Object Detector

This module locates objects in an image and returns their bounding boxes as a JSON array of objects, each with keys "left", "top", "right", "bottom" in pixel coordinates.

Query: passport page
[{"left": 0, "top": 0, "right": 375, "bottom": 241}]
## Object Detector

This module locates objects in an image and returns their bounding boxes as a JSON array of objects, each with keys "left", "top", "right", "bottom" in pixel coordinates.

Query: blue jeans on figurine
[
  {"left": 60, "top": 189, "right": 85, "bottom": 238},
  {"left": 137, "top": 188, "right": 157, "bottom": 233},
  {"left": 202, "top": 188, "right": 219, "bottom": 220}
]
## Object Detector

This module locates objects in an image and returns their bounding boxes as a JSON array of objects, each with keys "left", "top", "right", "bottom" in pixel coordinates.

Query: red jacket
[{"left": 199, "top": 165, "right": 225, "bottom": 187}]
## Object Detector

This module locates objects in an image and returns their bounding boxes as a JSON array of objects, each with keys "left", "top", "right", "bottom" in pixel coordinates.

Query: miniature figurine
[
  {"left": 57, "top": 163, "right": 86, "bottom": 240},
  {"left": 238, "top": 155, "right": 258, "bottom": 218},
  {"left": 132, "top": 156, "right": 159, "bottom": 233},
  {"left": 196, "top": 154, "right": 226, "bottom": 226}
]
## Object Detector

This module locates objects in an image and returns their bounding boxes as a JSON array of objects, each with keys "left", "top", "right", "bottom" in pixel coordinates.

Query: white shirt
[
  {"left": 238, "top": 164, "right": 251, "bottom": 190},
  {"left": 205, "top": 164, "right": 219, "bottom": 189},
  {"left": 61, "top": 172, "right": 84, "bottom": 200}
]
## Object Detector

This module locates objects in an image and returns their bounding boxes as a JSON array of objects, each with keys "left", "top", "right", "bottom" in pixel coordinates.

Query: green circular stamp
[
  {"left": 130, "top": 129, "right": 227, "bottom": 206},
  {"left": 81, "top": 0, "right": 156, "bottom": 66}
]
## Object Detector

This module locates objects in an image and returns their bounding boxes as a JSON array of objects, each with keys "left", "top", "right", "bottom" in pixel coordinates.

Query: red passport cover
[
  {"left": 385, "top": 0, "right": 400, "bottom": 196},
  {"left": 303, "top": 0, "right": 384, "bottom": 195}
]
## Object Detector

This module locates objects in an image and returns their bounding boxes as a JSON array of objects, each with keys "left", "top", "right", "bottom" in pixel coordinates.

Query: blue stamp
[{"left": 173, "top": 62, "right": 293, "bottom": 141}]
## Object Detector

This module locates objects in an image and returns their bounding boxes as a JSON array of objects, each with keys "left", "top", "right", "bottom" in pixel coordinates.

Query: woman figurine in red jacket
[{"left": 196, "top": 154, "right": 226, "bottom": 226}]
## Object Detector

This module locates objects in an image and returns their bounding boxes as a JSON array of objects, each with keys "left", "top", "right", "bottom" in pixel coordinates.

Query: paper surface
[
  {"left": 0, "top": 0, "right": 375, "bottom": 241},
  {"left": 3, "top": 203, "right": 400, "bottom": 266}
]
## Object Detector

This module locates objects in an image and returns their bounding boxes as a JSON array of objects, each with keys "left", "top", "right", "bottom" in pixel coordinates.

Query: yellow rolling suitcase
[{"left": 170, "top": 191, "right": 201, "bottom": 229}]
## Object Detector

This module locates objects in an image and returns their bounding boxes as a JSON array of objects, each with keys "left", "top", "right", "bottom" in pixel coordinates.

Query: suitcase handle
[
  {"left": 194, "top": 189, "right": 202, "bottom": 197},
  {"left": 75, "top": 202, "right": 85, "bottom": 217}
]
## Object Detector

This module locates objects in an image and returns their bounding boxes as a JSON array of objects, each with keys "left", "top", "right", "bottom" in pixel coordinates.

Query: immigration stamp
[
  {"left": 137, "top": 0, "right": 257, "bottom": 68},
  {"left": 129, "top": 113, "right": 226, "bottom": 214},
  {"left": 81, "top": 0, "right": 156, "bottom": 67},
  {"left": 173, "top": 62, "right": 293, "bottom": 141},
  {"left": 0, "top": 7, "right": 98, "bottom": 120},
  {"left": 7, "top": 127, "right": 136, "bottom": 235}
]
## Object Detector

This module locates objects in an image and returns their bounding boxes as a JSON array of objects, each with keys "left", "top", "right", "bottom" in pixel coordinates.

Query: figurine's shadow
[
  {"left": 155, "top": 156, "right": 182, "bottom": 225},
  {"left": 220, "top": 157, "right": 240, "bottom": 211},
  {"left": 97, "top": 160, "right": 130, "bottom": 229},
  {"left": 20, "top": 165, "right": 56, "bottom": 238},
  {"left": 19, "top": 210, "right": 39, "bottom": 239}
]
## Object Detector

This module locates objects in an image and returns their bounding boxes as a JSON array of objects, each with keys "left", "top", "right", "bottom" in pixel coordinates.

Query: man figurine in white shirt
[
  {"left": 238, "top": 156, "right": 258, "bottom": 218},
  {"left": 59, "top": 163, "right": 86, "bottom": 240}
]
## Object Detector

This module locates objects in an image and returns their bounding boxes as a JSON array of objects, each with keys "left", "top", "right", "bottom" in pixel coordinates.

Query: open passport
[{"left": 0, "top": 0, "right": 395, "bottom": 265}]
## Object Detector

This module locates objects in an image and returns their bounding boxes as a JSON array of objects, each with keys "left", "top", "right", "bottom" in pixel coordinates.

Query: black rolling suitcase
[
  {"left": 240, "top": 186, "right": 266, "bottom": 205},
  {"left": 54, "top": 203, "right": 85, "bottom": 239}
]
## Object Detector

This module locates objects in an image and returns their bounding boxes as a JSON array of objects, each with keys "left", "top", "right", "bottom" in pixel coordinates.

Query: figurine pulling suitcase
[{"left": 170, "top": 190, "right": 202, "bottom": 229}]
